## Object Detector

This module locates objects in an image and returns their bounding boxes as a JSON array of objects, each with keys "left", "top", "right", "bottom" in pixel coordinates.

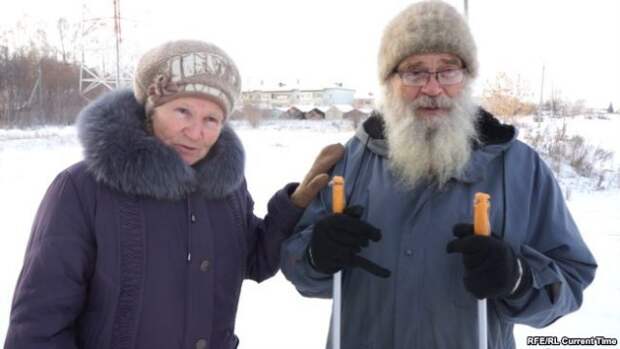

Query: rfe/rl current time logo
[{"left": 527, "top": 336, "right": 618, "bottom": 346}]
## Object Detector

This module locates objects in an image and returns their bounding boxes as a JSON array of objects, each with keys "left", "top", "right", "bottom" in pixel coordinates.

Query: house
[
  {"left": 325, "top": 104, "right": 353, "bottom": 120},
  {"left": 280, "top": 105, "right": 328, "bottom": 120},
  {"left": 343, "top": 108, "right": 372, "bottom": 128},
  {"left": 282, "top": 106, "right": 305, "bottom": 119},
  {"left": 305, "top": 108, "right": 326, "bottom": 120}
]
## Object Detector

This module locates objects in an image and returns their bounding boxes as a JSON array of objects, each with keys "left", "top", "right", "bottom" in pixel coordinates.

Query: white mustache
[{"left": 409, "top": 95, "right": 454, "bottom": 109}]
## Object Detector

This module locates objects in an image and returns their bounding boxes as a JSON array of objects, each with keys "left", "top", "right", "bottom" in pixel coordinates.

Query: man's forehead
[{"left": 398, "top": 53, "right": 463, "bottom": 69}]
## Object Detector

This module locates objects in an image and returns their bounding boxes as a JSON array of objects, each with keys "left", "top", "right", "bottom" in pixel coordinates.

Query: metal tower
[{"left": 78, "top": 0, "right": 131, "bottom": 100}]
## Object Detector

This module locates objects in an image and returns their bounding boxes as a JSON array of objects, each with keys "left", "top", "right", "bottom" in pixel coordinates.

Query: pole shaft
[
  {"left": 332, "top": 271, "right": 342, "bottom": 349},
  {"left": 331, "top": 176, "right": 345, "bottom": 349},
  {"left": 478, "top": 299, "right": 487, "bottom": 349}
]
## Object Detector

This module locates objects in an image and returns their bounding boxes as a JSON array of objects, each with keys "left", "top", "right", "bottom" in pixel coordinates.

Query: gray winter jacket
[{"left": 281, "top": 110, "right": 597, "bottom": 349}]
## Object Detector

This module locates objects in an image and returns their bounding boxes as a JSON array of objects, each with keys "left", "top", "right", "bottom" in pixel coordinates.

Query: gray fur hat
[
  {"left": 133, "top": 40, "right": 241, "bottom": 118},
  {"left": 378, "top": 0, "right": 478, "bottom": 84}
]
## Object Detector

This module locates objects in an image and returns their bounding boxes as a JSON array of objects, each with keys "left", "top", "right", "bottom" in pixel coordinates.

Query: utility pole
[
  {"left": 57, "top": 19, "right": 67, "bottom": 63},
  {"left": 538, "top": 65, "right": 545, "bottom": 115},
  {"left": 464, "top": 0, "right": 469, "bottom": 20},
  {"left": 113, "top": 0, "right": 122, "bottom": 87},
  {"left": 27, "top": 63, "right": 43, "bottom": 108},
  {"left": 0, "top": 45, "right": 7, "bottom": 63}
]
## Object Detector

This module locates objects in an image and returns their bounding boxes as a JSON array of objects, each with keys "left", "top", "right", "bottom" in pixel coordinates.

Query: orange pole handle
[
  {"left": 473, "top": 193, "right": 491, "bottom": 236},
  {"left": 331, "top": 176, "right": 345, "bottom": 214}
]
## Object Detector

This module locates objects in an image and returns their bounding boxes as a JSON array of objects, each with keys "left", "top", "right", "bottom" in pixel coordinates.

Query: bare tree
[
  {"left": 0, "top": 35, "right": 84, "bottom": 127},
  {"left": 481, "top": 72, "right": 536, "bottom": 120}
]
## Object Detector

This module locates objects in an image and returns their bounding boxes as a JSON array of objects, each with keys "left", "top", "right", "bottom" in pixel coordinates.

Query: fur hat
[
  {"left": 377, "top": 0, "right": 478, "bottom": 84},
  {"left": 133, "top": 40, "right": 241, "bottom": 118}
]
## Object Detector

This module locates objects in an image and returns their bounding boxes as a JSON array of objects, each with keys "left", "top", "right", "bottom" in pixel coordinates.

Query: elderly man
[{"left": 281, "top": 1, "right": 597, "bottom": 348}]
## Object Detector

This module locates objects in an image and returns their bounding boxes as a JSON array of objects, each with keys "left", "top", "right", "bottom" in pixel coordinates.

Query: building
[
  {"left": 242, "top": 85, "right": 356, "bottom": 109},
  {"left": 353, "top": 90, "right": 376, "bottom": 110},
  {"left": 281, "top": 105, "right": 327, "bottom": 119},
  {"left": 325, "top": 104, "right": 353, "bottom": 120},
  {"left": 343, "top": 108, "right": 373, "bottom": 128}
]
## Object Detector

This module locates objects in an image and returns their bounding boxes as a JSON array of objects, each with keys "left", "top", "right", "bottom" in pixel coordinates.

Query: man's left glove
[
  {"left": 446, "top": 223, "right": 532, "bottom": 299},
  {"left": 290, "top": 143, "right": 345, "bottom": 208}
]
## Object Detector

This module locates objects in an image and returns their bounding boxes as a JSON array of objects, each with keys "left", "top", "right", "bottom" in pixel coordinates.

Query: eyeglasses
[{"left": 395, "top": 68, "right": 465, "bottom": 87}]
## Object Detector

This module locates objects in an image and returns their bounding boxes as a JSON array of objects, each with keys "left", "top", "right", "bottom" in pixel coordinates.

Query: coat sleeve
[
  {"left": 493, "top": 151, "right": 597, "bottom": 328},
  {"left": 4, "top": 170, "right": 95, "bottom": 349},
  {"left": 280, "top": 144, "right": 354, "bottom": 299},
  {"left": 279, "top": 188, "right": 335, "bottom": 299},
  {"left": 242, "top": 181, "right": 305, "bottom": 283}
]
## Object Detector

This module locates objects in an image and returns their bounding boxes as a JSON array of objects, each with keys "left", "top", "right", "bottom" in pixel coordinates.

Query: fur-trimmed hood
[{"left": 76, "top": 89, "right": 244, "bottom": 200}]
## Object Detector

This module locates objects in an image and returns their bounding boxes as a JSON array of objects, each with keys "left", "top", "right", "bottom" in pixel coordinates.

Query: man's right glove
[
  {"left": 307, "top": 206, "right": 391, "bottom": 278},
  {"left": 446, "top": 223, "right": 532, "bottom": 299}
]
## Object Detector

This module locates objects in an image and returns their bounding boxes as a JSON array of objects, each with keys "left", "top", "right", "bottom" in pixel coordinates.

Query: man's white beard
[{"left": 381, "top": 86, "right": 479, "bottom": 189}]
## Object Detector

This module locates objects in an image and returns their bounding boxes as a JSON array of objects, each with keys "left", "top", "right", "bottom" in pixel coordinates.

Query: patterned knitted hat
[
  {"left": 378, "top": 0, "right": 478, "bottom": 84},
  {"left": 133, "top": 40, "right": 241, "bottom": 118}
]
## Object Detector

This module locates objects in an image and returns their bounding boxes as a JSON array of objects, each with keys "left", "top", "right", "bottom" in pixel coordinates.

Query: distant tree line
[
  {"left": 481, "top": 72, "right": 617, "bottom": 120},
  {"left": 0, "top": 42, "right": 85, "bottom": 128}
]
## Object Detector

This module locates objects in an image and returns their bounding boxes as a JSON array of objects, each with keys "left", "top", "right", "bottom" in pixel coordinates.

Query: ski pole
[
  {"left": 473, "top": 192, "right": 491, "bottom": 349},
  {"left": 331, "top": 176, "right": 345, "bottom": 349}
]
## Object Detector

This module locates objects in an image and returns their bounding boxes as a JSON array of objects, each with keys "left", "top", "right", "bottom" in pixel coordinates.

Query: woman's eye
[
  {"left": 204, "top": 116, "right": 222, "bottom": 129},
  {"left": 176, "top": 108, "right": 190, "bottom": 117},
  {"left": 205, "top": 117, "right": 221, "bottom": 127}
]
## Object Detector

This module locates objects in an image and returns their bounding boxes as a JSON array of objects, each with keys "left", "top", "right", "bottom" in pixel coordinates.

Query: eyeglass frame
[{"left": 394, "top": 68, "right": 466, "bottom": 87}]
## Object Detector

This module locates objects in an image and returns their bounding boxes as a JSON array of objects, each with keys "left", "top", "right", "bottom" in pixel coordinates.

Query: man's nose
[{"left": 420, "top": 74, "right": 443, "bottom": 96}]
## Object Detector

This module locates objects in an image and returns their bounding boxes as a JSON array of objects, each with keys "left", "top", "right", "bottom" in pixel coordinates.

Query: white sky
[{"left": 1, "top": 0, "right": 619, "bottom": 108}]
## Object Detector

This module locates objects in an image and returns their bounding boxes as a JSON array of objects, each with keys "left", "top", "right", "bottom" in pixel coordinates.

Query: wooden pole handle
[
  {"left": 473, "top": 192, "right": 491, "bottom": 236},
  {"left": 331, "top": 176, "right": 345, "bottom": 214}
]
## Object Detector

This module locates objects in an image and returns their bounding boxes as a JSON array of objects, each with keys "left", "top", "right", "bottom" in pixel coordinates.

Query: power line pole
[
  {"left": 113, "top": 0, "right": 122, "bottom": 87},
  {"left": 26, "top": 63, "right": 43, "bottom": 108},
  {"left": 538, "top": 64, "right": 545, "bottom": 114},
  {"left": 464, "top": 0, "right": 469, "bottom": 20}
]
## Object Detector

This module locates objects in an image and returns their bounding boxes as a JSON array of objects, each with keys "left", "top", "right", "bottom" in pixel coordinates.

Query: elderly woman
[{"left": 4, "top": 40, "right": 343, "bottom": 349}]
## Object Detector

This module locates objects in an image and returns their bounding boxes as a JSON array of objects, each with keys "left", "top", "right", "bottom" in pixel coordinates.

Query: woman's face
[{"left": 151, "top": 97, "right": 225, "bottom": 165}]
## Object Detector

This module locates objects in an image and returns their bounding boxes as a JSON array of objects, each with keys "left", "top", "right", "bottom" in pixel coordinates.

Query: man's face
[
  {"left": 381, "top": 52, "right": 477, "bottom": 188},
  {"left": 389, "top": 53, "right": 465, "bottom": 120}
]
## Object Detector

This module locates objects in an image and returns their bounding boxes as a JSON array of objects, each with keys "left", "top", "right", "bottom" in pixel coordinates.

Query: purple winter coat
[{"left": 4, "top": 90, "right": 304, "bottom": 349}]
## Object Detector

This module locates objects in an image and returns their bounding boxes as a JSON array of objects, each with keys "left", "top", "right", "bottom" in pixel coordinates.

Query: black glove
[
  {"left": 446, "top": 224, "right": 532, "bottom": 299},
  {"left": 307, "top": 206, "right": 391, "bottom": 278}
]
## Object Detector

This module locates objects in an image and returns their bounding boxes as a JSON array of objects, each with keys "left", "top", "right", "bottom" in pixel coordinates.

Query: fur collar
[{"left": 77, "top": 89, "right": 244, "bottom": 200}]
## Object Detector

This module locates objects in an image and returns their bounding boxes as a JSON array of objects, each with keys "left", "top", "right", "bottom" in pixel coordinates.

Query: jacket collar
[
  {"left": 355, "top": 108, "right": 517, "bottom": 183},
  {"left": 77, "top": 89, "right": 244, "bottom": 200}
]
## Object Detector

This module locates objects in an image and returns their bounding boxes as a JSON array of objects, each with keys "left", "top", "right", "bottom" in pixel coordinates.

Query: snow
[
  {"left": 517, "top": 114, "right": 620, "bottom": 157},
  {"left": 0, "top": 118, "right": 619, "bottom": 348}
]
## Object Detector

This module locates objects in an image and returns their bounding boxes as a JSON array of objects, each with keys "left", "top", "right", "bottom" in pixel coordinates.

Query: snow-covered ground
[{"left": 0, "top": 117, "right": 618, "bottom": 348}]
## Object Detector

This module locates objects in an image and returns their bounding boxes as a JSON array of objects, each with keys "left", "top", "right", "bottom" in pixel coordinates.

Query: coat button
[
  {"left": 405, "top": 249, "right": 413, "bottom": 256},
  {"left": 191, "top": 214, "right": 197, "bottom": 223},
  {"left": 196, "top": 338, "right": 207, "bottom": 349},
  {"left": 200, "top": 259, "right": 210, "bottom": 272}
]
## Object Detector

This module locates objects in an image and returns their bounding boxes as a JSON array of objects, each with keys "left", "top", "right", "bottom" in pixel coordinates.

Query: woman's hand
[{"left": 290, "top": 143, "right": 345, "bottom": 208}]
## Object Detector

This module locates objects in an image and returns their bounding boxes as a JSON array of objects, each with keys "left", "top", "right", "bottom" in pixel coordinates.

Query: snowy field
[{"left": 0, "top": 118, "right": 619, "bottom": 348}]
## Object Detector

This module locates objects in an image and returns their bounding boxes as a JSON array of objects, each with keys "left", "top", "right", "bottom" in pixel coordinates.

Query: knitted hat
[
  {"left": 133, "top": 40, "right": 241, "bottom": 118},
  {"left": 378, "top": 0, "right": 478, "bottom": 84}
]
